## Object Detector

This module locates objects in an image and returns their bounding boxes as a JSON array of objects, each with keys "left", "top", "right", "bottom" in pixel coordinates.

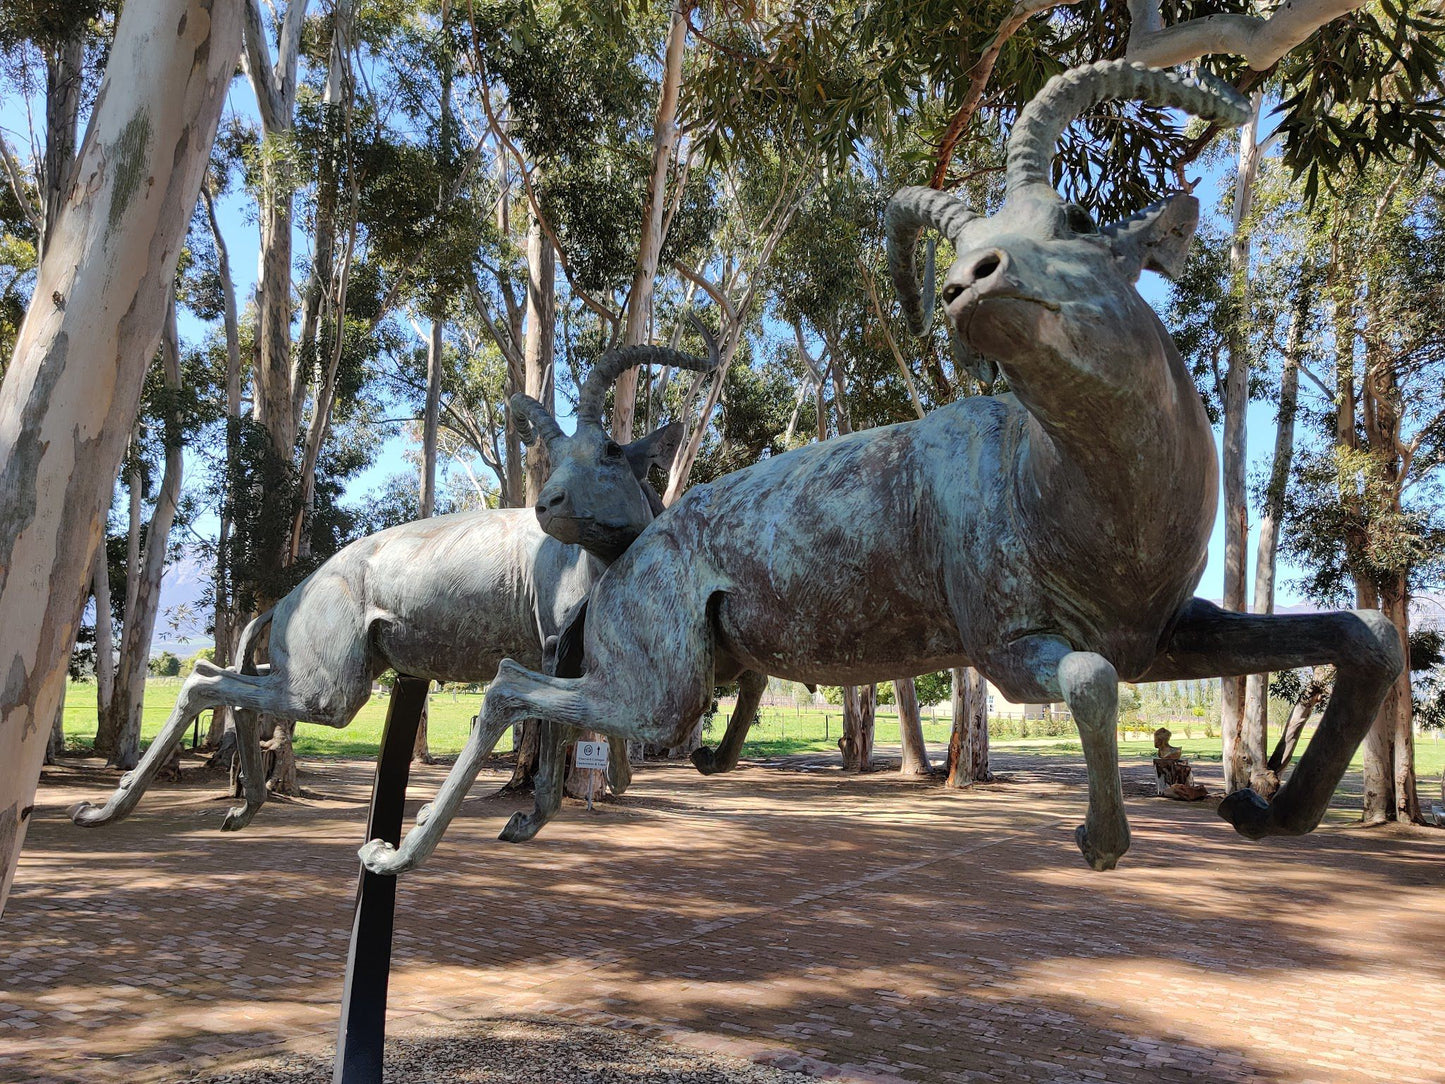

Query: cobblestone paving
[{"left": 2, "top": 750, "right": 1443, "bottom": 1083}]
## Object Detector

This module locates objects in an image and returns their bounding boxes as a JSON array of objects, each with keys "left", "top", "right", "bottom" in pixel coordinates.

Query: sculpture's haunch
[{"left": 362, "top": 62, "right": 1403, "bottom": 880}]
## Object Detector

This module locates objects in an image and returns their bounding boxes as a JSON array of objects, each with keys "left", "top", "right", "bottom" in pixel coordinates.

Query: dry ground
[{"left": 2, "top": 749, "right": 1443, "bottom": 1084}]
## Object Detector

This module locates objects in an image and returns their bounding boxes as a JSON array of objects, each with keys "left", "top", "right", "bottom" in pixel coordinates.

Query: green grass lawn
[{"left": 57, "top": 680, "right": 1445, "bottom": 781}]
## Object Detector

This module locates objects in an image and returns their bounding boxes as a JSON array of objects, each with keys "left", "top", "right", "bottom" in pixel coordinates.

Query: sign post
[
  {"left": 575, "top": 739, "right": 609, "bottom": 812},
  {"left": 333, "top": 675, "right": 428, "bottom": 1084}
]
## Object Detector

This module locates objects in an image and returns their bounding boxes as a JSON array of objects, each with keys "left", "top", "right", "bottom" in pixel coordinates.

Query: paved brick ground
[{"left": 2, "top": 749, "right": 1443, "bottom": 1084}]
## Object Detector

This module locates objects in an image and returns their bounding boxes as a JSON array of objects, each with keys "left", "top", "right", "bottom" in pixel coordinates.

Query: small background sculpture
[{"left": 1152, "top": 727, "right": 1208, "bottom": 801}]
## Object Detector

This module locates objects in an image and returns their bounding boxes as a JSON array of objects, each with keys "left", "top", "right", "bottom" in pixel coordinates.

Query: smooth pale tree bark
[
  {"left": 895, "top": 677, "right": 931, "bottom": 776},
  {"left": 411, "top": 317, "right": 445, "bottom": 765},
  {"left": 241, "top": 0, "right": 309, "bottom": 460},
  {"left": 946, "top": 667, "right": 992, "bottom": 787},
  {"left": 0, "top": 0, "right": 243, "bottom": 914},
  {"left": 523, "top": 218, "right": 556, "bottom": 507},
  {"left": 612, "top": 0, "right": 689, "bottom": 444},
  {"left": 44, "top": 686, "right": 66, "bottom": 765},
  {"left": 1267, "top": 667, "right": 1330, "bottom": 775},
  {"left": 1220, "top": 92, "right": 1263, "bottom": 795},
  {"left": 508, "top": 218, "right": 557, "bottom": 789},
  {"left": 108, "top": 301, "right": 186, "bottom": 772},
  {"left": 1243, "top": 288, "right": 1307, "bottom": 795},
  {"left": 202, "top": 183, "right": 241, "bottom": 747},
  {"left": 840, "top": 684, "right": 876, "bottom": 772},
  {"left": 92, "top": 545, "right": 115, "bottom": 734}
]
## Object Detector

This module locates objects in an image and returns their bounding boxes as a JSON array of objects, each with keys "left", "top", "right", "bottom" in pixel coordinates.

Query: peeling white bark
[{"left": 0, "top": 0, "right": 242, "bottom": 913}]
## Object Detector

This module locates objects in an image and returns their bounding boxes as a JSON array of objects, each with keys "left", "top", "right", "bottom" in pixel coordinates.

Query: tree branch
[
  {"left": 931, "top": 0, "right": 1075, "bottom": 188},
  {"left": 1124, "top": 0, "right": 1364, "bottom": 70},
  {"left": 0, "top": 130, "right": 41, "bottom": 236}
]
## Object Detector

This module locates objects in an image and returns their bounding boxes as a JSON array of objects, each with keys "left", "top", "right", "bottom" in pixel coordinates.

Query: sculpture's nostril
[
  {"left": 972, "top": 252, "right": 1001, "bottom": 281},
  {"left": 942, "top": 283, "right": 963, "bottom": 305},
  {"left": 539, "top": 490, "right": 567, "bottom": 514}
]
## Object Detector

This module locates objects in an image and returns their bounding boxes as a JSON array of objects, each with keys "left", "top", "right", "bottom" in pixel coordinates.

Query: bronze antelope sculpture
[
  {"left": 361, "top": 61, "right": 1401, "bottom": 876},
  {"left": 69, "top": 323, "right": 767, "bottom": 834}
]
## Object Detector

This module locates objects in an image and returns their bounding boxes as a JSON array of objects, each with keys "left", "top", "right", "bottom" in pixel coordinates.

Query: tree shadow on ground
[{"left": 8, "top": 754, "right": 1445, "bottom": 1084}]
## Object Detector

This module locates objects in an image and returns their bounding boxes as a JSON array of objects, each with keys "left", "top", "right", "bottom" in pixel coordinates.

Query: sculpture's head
[
  {"left": 508, "top": 315, "right": 721, "bottom": 562},
  {"left": 887, "top": 62, "right": 1250, "bottom": 391}
]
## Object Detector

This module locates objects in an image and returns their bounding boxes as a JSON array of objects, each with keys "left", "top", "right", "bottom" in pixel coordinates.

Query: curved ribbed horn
[
  {"left": 885, "top": 186, "right": 978, "bottom": 337},
  {"left": 1006, "top": 60, "right": 1251, "bottom": 196},
  {"left": 509, "top": 393, "right": 565, "bottom": 448},
  {"left": 575, "top": 311, "right": 722, "bottom": 425}
]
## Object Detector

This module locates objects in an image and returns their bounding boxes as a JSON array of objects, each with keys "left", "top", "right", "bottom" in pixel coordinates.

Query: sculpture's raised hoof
[
  {"left": 220, "top": 802, "right": 261, "bottom": 832},
  {"left": 498, "top": 811, "right": 544, "bottom": 844},
  {"left": 690, "top": 747, "right": 720, "bottom": 775},
  {"left": 68, "top": 801, "right": 113, "bottom": 828},
  {"left": 415, "top": 801, "right": 434, "bottom": 826},
  {"left": 358, "top": 838, "right": 410, "bottom": 875},
  {"left": 1075, "top": 824, "right": 1124, "bottom": 871},
  {"left": 1217, "top": 788, "right": 1273, "bottom": 840}
]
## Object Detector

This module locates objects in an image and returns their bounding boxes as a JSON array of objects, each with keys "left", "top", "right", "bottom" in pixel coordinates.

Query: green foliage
[
  {"left": 147, "top": 651, "right": 180, "bottom": 678},
  {"left": 913, "top": 671, "right": 952, "bottom": 706},
  {"left": 184, "top": 647, "right": 215, "bottom": 674}
]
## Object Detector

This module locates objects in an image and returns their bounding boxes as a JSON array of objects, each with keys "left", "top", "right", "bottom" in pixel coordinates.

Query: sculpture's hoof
[
  {"left": 415, "top": 801, "right": 434, "bottom": 826},
  {"left": 690, "top": 747, "right": 719, "bottom": 775},
  {"left": 498, "top": 811, "right": 543, "bottom": 844},
  {"left": 1217, "top": 788, "right": 1272, "bottom": 840},
  {"left": 358, "top": 838, "right": 409, "bottom": 875},
  {"left": 68, "top": 801, "right": 112, "bottom": 828},
  {"left": 1075, "top": 824, "right": 1125, "bottom": 871},
  {"left": 221, "top": 803, "right": 260, "bottom": 832}
]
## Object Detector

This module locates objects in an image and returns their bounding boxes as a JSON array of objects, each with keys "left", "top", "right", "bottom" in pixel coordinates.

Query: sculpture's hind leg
[
  {"left": 498, "top": 719, "right": 577, "bottom": 843},
  {"left": 1140, "top": 598, "right": 1402, "bottom": 839},
  {"left": 692, "top": 669, "right": 767, "bottom": 775},
  {"left": 990, "top": 636, "right": 1129, "bottom": 870},
  {"left": 70, "top": 664, "right": 231, "bottom": 827},
  {"left": 222, "top": 706, "right": 268, "bottom": 831}
]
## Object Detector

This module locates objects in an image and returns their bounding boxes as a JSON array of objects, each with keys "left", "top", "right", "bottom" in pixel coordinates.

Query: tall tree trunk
[
  {"left": 1220, "top": 92, "right": 1263, "bottom": 795},
  {"left": 839, "top": 684, "right": 876, "bottom": 772},
  {"left": 895, "top": 677, "right": 931, "bottom": 776},
  {"left": 410, "top": 318, "right": 444, "bottom": 764},
  {"left": 508, "top": 217, "right": 558, "bottom": 788},
  {"left": 946, "top": 667, "right": 992, "bottom": 787},
  {"left": 0, "top": 0, "right": 242, "bottom": 914},
  {"left": 96, "top": 459, "right": 143, "bottom": 758},
  {"left": 1242, "top": 287, "right": 1307, "bottom": 796},
  {"left": 612, "top": 0, "right": 689, "bottom": 443},
  {"left": 109, "top": 299, "right": 186, "bottom": 771},
  {"left": 44, "top": 682, "right": 66, "bottom": 765},
  {"left": 92, "top": 543, "right": 115, "bottom": 741},
  {"left": 523, "top": 216, "right": 556, "bottom": 507},
  {"left": 39, "top": 28, "right": 85, "bottom": 259},
  {"left": 1267, "top": 668, "right": 1328, "bottom": 775},
  {"left": 202, "top": 183, "right": 241, "bottom": 746}
]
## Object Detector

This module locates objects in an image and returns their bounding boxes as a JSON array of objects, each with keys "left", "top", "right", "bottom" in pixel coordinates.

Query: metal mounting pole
[{"left": 333, "top": 675, "right": 429, "bottom": 1084}]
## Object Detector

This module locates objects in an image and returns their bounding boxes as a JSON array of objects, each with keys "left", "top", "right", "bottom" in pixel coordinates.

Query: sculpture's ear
[
  {"left": 1101, "top": 193, "right": 1199, "bottom": 281},
  {"left": 624, "top": 421, "right": 684, "bottom": 480}
]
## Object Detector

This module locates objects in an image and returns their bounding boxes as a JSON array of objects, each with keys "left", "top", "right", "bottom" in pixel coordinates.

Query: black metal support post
[{"left": 333, "top": 675, "right": 429, "bottom": 1084}]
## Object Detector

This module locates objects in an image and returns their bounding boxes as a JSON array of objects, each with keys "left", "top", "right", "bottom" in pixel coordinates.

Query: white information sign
[{"left": 575, "top": 740, "right": 609, "bottom": 770}]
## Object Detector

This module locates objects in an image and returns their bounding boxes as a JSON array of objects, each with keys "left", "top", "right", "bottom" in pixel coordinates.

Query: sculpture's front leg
[{"left": 991, "top": 636, "right": 1130, "bottom": 870}]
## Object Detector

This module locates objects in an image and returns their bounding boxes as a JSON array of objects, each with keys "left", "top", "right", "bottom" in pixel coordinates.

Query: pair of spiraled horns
[
  {"left": 510, "top": 312, "right": 722, "bottom": 446},
  {"left": 886, "top": 60, "right": 1252, "bottom": 338}
]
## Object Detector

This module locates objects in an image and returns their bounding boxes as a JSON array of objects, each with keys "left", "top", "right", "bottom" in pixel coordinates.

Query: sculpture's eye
[
  {"left": 605, "top": 441, "right": 624, "bottom": 459},
  {"left": 1064, "top": 204, "right": 1097, "bottom": 234}
]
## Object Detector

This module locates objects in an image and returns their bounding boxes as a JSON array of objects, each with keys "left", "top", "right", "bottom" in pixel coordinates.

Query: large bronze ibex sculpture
[
  {"left": 361, "top": 61, "right": 1401, "bottom": 877},
  {"left": 68, "top": 327, "right": 766, "bottom": 835}
]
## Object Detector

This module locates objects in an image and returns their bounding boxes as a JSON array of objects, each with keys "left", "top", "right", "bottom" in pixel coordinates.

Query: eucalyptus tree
[
  {"left": 1276, "top": 167, "right": 1445, "bottom": 823},
  {"left": 0, "top": 0, "right": 242, "bottom": 914}
]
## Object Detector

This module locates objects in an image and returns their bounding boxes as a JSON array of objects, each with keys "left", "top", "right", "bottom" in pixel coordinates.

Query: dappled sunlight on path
[{"left": 3, "top": 750, "right": 1443, "bottom": 1082}]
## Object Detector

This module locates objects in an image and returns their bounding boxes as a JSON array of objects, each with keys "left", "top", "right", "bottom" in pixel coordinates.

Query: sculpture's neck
[{"left": 1011, "top": 315, "right": 1216, "bottom": 541}]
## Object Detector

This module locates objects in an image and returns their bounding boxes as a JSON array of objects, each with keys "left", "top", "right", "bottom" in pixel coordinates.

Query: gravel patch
[{"left": 186, "top": 1015, "right": 814, "bottom": 1084}]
